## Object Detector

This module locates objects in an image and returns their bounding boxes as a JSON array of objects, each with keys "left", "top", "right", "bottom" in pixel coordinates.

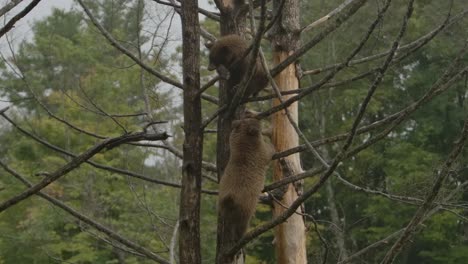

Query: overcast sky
[
  {"left": 0, "top": 0, "right": 215, "bottom": 109},
  {"left": 0, "top": 0, "right": 72, "bottom": 46},
  {"left": 0, "top": 0, "right": 214, "bottom": 48}
]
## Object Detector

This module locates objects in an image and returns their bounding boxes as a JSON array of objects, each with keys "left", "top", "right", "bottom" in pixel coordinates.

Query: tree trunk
[
  {"left": 216, "top": 1, "right": 247, "bottom": 263},
  {"left": 270, "top": 0, "right": 307, "bottom": 263},
  {"left": 179, "top": 0, "right": 203, "bottom": 263},
  {"left": 216, "top": 1, "right": 247, "bottom": 177}
]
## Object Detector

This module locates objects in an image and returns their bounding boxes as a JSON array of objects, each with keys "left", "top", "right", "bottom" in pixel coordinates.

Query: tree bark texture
[
  {"left": 179, "top": 0, "right": 203, "bottom": 263},
  {"left": 271, "top": 52, "right": 307, "bottom": 264},
  {"left": 270, "top": 0, "right": 307, "bottom": 263}
]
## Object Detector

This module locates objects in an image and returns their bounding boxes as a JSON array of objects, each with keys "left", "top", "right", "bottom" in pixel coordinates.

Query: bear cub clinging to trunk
[
  {"left": 205, "top": 34, "right": 269, "bottom": 99},
  {"left": 217, "top": 117, "right": 274, "bottom": 259}
]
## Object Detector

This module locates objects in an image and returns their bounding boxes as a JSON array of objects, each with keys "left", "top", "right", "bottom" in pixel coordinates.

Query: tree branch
[
  {"left": 302, "top": 0, "right": 361, "bottom": 32},
  {"left": 257, "top": 0, "right": 385, "bottom": 119},
  {"left": 0, "top": 0, "right": 41, "bottom": 38},
  {"left": 77, "top": 0, "right": 185, "bottom": 90},
  {"left": 0, "top": 161, "right": 170, "bottom": 264},
  {"left": 303, "top": 8, "right": 466, "bottom": 76},
  {"left": 0, "top": 120, "right": 170, "bottom": 213},
  {"left": 0, "top": 0, "right": 23, "bottom": 17},
  {"left": 269, "top": 0, "right": 368, "bottom": 77},
  {"left": 0, "top": 108, "right": 218, "bottom": 194},
  {"left": 339, "top": 177, "right": 468, "bottom": 264},
  {"left": 381, "top": 120, "right": 468, "bottom": 263},
  {"left": 226, "top": 0, "right": 413, "bottom": 254}
]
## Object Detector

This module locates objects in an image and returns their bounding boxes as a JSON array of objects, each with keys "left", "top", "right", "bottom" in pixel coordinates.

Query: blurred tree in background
[{"left": 0, "top": 0, "right": 466, "bottom": 263}]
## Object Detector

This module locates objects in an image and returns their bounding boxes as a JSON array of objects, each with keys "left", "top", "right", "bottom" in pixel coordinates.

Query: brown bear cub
[
  {"left": 205, "top": 34, "right": 269, "bottom": 99},
  {"left": 217, "top": 117, "right": 274, "bottom": 262}
]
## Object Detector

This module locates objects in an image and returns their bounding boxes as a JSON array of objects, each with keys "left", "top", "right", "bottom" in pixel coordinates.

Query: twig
[
  {"left": 347, "top": 66, "right": 467, "bottom": 157},
  {"left": 197, "top": 76, "right": 220, "bottom": 96},
  {"left": 226, "top": 0, "right": 412, "bottom": 255},
  {"left": 0, "top": 161, "right": 169, "bottom": 264},
  {"left": 226, "top": 0, "right": 267, "bottom": 117},
  {"left": 0, "top": 0, "right": 41, "bottom": 38},
  {"left": 1, "top": 109, "right": 219, "bottom": 193},
  {"left": 338, "top": 230, "right": 403, "bottom": 264},
  {"left": 269, "top": 0, "right": 368, "bottom": 77},
  {"left": 277, "top": 39, "right": 467, "bottom": 162},
  {"left": 256, "top": 0, "right": 384, "bottom": 119},
  {"left": 340, "top": 171, "right": 468, "bottom": 264},
  {"left": 152, "top": 0, "right": 220, "bottom": 21},
  {"left": 77, "top": 0, "right": 182, "bottom": 89},
  {"left": 0, "top": 0, "right": 23, "bottom": 17},
  {"left": 302, "top": 0, "right": 360, "bottom": 32},
  {"left": 381, "top": 119, "right": 468, "bottom": 263},
  {"left": 0, "top": 125, "right": 169, "bottom": 212},
  {"left": 201, "top": 105, "right": 226, "bottom": 131},
  {"left": 303, "top": 8, "right": 466, "bottom": 76}
]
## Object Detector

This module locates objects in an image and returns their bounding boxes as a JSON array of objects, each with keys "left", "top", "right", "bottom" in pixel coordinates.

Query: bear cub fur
[
  {"left": 206, "top": 34, "right": 269, "bottom": 99},
  {"left": 217, "top": 117, "right": 274, "bottom": 260}
]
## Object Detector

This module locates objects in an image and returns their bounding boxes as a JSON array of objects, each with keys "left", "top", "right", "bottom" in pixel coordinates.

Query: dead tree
[
  {"left": 179, "top": 0, "right": 203, "bottom": 263},
  {"left": 268, "top": 0, "right": 308, "bottom": 263},
  {"left": 214, "top": 0, "right": 249, "bottom": 263}
]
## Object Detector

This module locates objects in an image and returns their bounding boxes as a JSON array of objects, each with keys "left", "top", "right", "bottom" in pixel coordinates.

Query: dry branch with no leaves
[
  {"left": 0, "top": 107, "right": 170, "bottom": 213},
  {"left": 0, "top": 160, "right": 170, "bottom": 264}
]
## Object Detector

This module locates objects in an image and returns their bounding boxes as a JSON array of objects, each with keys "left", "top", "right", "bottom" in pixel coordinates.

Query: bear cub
[
  {"left": 206, "top": 34, "right": 269, "bottom": 99},
  {"left": 217, "top": 117, "right": 274, "bottom": 261}
]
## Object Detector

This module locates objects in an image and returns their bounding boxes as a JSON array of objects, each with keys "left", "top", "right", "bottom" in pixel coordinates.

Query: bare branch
[
  {"left": 0, "top": 0, "right": 23, "bottom": 17},
  {"left": 200, "top": 27, "right": 217, "bottom": 42},
  {"left": 340, "top": 178, "right": 468, "bottom": 264},
  {"left": 302, "top": 0, "right": 361, "bottom": 32},
  {"left": 381, "top": 119, "right": 468, "bottom": 263},
  {"left": 226, "top": 0, "right": 267, "bottom": 117},
  {"left": 339, "top": 230, "right": 403, "bottom": 264},
  {"left": 76, "top": 0, "right": 182, "bottom": 89},
  {"left": 0, "top": 0, "right": 41, "bottom": 38},
  {"left": 0, "top": 161, "right": 170, "bottom": 264},
  {"left": 261, "top": 63, "right": 468, "bottom": 196},
  {"left": 0, "top": 110, "right": 219, "bottom": 194},
  {"left": 152, "top": 0, "right": 220, "bottom": 21},
  {"left": 198, "top": 76, "right": 220, "bottom": 96},
  {"left": 77, "top": 79, "right": 128, "bottom": 134},
  {"left": 0, "top": 117, "right": 170, "bottom": 212},
  {"left": 14, "top": 74, "right": 109, "bottom": 139},
  {"left": 303, "top": 8, "right": 467, "bottom": 76},
  {"left": 257, "top": 0, "right": 385, "bottom": 119},
  {"left": 269, "top": 0, "right": 368, "bottom": 77},
  {"left": 169, "top": 220, "right": 179, "bottom": 264},
  {"left": 201, "top": 105, "right": 226, "bottom": 131},
  {"left": 226, "top": 0, "right": 413, "bottom": 254}
]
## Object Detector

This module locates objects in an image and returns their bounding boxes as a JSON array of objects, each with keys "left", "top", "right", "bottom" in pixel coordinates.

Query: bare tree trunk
[
  {"left": 270, "top": 0, "right": 307, "bottom": 262},
  {"left": 179, "top": 0, "right": 202, "bottom": 263},
  {"left": 216, "top": 1, "right": 247, "bottom": 263}
]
